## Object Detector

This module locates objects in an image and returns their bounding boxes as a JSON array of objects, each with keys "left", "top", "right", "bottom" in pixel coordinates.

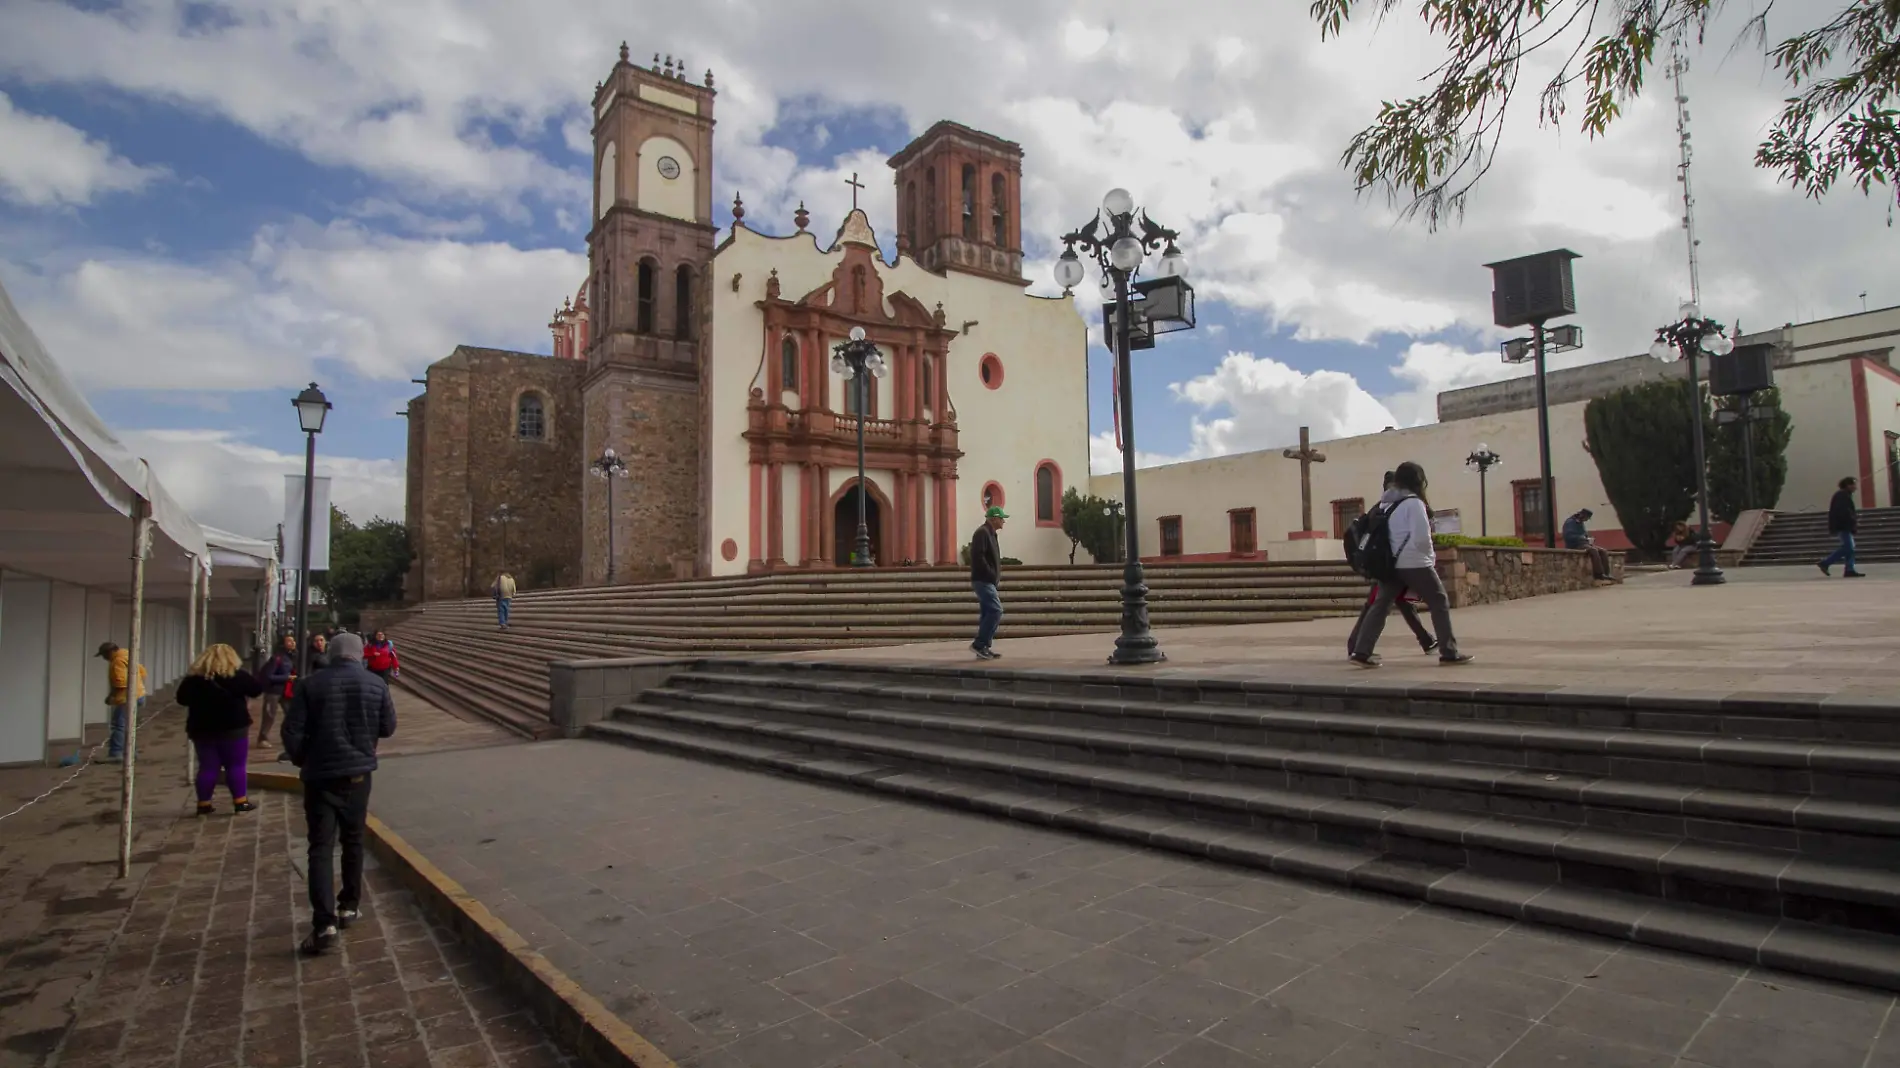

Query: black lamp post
[
  {"left": 1102, "top": 500, "right": 1125, "bottom": 563},
  {"left": 1055, "top": 188, "right": 1196, "bottom": 666},
  {"left": 291, "top": 383, "right": 330, "bottom": 679},
  {"left": 589, "top": 447, "right": 630, "bottom": 583},
  {"left": 1465, "top": 445, "right": 1501, "bottom": 537},
  {"left": 458, "top": 524, "right": 475, "bottom": 596},
  {"left": 831, "top": 326, "right": 887, "bottom": 568},
  {"left": 488, "top": 504, "right": 516, "bottom": 573},
  {"left": 1651, "top": 301, "right": 1733, "bottom": 585}
]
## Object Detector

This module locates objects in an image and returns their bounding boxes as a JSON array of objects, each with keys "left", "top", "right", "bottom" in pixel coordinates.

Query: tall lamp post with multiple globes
[
  {"left": 1651, "top": 300, "right": 1734, "bottom": 585},
  {"left": 291, "top": 383, "right": 331, "bottom": 678},
  {"left": 589, "top": 447, "right": 630, "bottom": 584},
  {"left": 1055, "top": 188, "right": 1196, "bottom": 666},
  {"left": 831, "top": 326, "right": 887, "bottom": 567},
  {"left": 488, "top": 503, "right": 517, "bottom": 574},
  {"left": 1465, "top": 445, "right": 1501, "bottom": 537}
]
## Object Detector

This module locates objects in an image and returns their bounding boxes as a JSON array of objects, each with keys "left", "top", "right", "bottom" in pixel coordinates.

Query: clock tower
[{"left": 582, "top": 44, "right": 717, "bottom": 582}]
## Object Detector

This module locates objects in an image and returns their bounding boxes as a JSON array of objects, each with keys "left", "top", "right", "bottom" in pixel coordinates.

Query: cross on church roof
[{"left": 845, "top": 172, "right": 865, "bottom": 210}]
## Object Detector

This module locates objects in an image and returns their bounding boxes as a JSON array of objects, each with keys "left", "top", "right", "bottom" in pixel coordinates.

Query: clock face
[{"left": 657, "top": 156, "right": 681, "bottom": 180}]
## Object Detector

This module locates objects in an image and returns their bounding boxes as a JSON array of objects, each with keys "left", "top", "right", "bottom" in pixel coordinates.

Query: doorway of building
[
  {"left": 1886, "top": 431, "right": 1899, "bottom": 507},
  {"left": 833, "top": 486, "right": 883, "bottom": 566}
]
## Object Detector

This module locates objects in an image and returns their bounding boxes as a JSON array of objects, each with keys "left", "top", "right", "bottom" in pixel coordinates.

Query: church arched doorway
[{"left": 833, "top": 485, "right": 884, "bottom": 566}]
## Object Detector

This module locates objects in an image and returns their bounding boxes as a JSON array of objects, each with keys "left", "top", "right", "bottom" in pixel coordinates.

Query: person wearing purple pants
[{"left": 177, "top": 643, "right": 265, "bottom": 815}]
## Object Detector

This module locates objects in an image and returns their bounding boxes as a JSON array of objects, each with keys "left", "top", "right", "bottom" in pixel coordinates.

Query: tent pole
[
  {"left": 119, "top": 501, "right": 150, "bottom": 879},
  {"left": 185, "top": 554, "right": 199, "bottom": 787}
]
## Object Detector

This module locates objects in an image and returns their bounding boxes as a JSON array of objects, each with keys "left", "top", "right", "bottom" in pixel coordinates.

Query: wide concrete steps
[
  {"left": 588, "top": 659, "right": 1900, "bottom": 990},
  {"left": 1743, "top": 507, "right": 1900, "bottom": 565}
]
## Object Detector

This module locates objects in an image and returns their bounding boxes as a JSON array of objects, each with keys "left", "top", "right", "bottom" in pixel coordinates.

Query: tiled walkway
[
  {"left": 373, "top": 740, "right": 1900, "bottom": 1068},
  {"left": 0, "top": 689, "right": 546, "bottom": 1068}
]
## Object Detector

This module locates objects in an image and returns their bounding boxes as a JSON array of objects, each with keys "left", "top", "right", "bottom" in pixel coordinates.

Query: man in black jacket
[
  {"left": 1819, "top": 476, "right": 1866, "bottom": 578},
  {"left": 970, "top": 506, "right": 1008, "bottom": 659},
  {"left": 284, "top": 632, "right": 397, "bottom": 954}
]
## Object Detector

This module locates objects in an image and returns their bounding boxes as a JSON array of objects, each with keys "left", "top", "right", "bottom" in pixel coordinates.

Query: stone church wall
[
  {"left": 408, "top": 347, "right": 584, "bottom": 601},
  {"left": 581, "top": 370, "right": 701, "bottom": 584}
]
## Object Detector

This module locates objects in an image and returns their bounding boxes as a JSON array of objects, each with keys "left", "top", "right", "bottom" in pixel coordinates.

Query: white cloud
[
  {"left": 1170, "top": 351, "right": 1400, "bottom": 459},
  {"left": 124, "top": 428, "right": 404, "bottom": 540},
  {"left": 1381, "top": 341, "right": 1526, "bottom": 427},
  {"left": 0, "top": 92, "right": 164, "bottom": 207},
  {"left": 1089, "top": 430, "right": 1190, "bottom": 476},
  {"left": 3, "top": 221, "right": 584, "bottom": 390}
]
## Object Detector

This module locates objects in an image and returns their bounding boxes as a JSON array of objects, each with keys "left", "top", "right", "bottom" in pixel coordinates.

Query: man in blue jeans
[
  {"left": 1820, "top": 476, "right": 1866, "bottom": 577},
  {"left": 970, "top": 506, "right": 1008, "bottom": 660}
]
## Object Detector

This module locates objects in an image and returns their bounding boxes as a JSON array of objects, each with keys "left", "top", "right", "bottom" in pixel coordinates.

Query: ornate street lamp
[
  {"left": 831, "top": 326, "right": 887, "bottom": 567},
  {"left": 1651, "top": 300, "right": 1734, "bottom": 586},
  {"left": 488, "top": 503, "right": 517, "bottom": 573},
  {"left": 1101, "top": 500, "right": 1125, "bottom": 563},
  {"left": 1056, "top": 188, "right": 1196, "bottom": 666},
  {"left": 589, "top": 447, "right": 630, "bottom": 584},
  {"left": 458, "top": 524, "right": 475, "bottom": 596},
  {"left": 290, "top": 383, "right": 330, "bottom": 678},
  {"left": 1465, "top": 445, "right": 1502, "bottom": 537}
]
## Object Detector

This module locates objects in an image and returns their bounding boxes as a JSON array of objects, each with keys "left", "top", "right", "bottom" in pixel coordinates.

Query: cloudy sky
[{"left": 0, "top": 0, "right": 1888, "bottom": 540}]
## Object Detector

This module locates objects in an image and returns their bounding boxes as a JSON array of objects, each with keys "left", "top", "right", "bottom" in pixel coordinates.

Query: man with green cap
[{"left": 970, "top": 505, "right": 1008, "bottom": 659}]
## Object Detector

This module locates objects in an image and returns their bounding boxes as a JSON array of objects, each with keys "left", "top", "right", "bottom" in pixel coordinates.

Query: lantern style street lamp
[
  {"left": 831, "top": 326, "right": 887, "bottom": 567},
  {"left": 1102, "top": 500, "right": 1125, "bottom": 563},
  {"left": 1651, "top": 300, "right": 1734, "bottom": 585},
  {"left": 589, "top": 447, "right": 630, "bottom": 583},
  {"left": 1465, "top": 445, "right": 1502, "bottom": 537},
  {"left": 291, "top": 383, "right": 330, "bottom": 678},
  {"left": 488, "top": 503, "right": 517, "bottom": 573},
  {"left": 1056, "top": 188, "right": 1196, "bottom": 666}
]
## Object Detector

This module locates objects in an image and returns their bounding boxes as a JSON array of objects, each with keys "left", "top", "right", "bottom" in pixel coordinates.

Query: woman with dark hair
[
  {"left": 1347, "top": 471, "right": 1438, "bottom": 656},
  {"left": 1350, "top": 461, "right": 1472, "bottom": 667}
]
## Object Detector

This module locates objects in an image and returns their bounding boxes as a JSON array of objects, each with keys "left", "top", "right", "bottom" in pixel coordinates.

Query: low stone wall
[
  {"left": 547, "top": 656, "right": 700, "bottom": 737},
  {"left": 1434, "top": 545, "right": 1624, "bottom": 608}
]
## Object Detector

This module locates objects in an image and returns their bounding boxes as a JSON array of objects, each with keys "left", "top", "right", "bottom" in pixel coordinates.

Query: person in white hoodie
[{"left": 1349, "top": 462, "right": 1473, "bottom": 667}]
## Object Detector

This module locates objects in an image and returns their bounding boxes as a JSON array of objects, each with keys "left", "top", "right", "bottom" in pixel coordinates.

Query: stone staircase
[
  {"left": 388, "top": 562, "right": 1367, "bottom": 738},
  {"left": 588, "top": 658, "right": 1900, "bottom": 990},
  {"left": 1742, "top": 505, "right": 1900, "bottom": 565}
]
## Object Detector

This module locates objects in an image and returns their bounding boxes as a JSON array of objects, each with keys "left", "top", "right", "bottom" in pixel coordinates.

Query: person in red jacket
[{"left": 363, "top": 631, "right": 400, "bottom": 682}]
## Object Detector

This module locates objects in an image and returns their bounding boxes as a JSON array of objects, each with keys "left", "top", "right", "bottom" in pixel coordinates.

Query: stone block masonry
[
  {"left": 1435, "top": 545, "right": 1623, "bottom": 607},
  {"left": 581, "top": 369, "right": 702, "bottom": 585}
]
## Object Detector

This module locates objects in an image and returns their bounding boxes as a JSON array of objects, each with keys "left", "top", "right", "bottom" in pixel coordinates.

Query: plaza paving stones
[{"left": 369, "top": 738, "right": 1900, "bottom": 1068}]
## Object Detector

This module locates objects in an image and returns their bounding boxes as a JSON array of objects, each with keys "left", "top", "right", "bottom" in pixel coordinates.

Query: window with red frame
[{"left": 1159, "top": 516, "right": 1183, "bottom": 557}]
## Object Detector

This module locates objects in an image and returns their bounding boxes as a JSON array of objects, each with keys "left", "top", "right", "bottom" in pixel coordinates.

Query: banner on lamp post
[{"left": 282, "top": 476, "right": 333, "bottom": 573}]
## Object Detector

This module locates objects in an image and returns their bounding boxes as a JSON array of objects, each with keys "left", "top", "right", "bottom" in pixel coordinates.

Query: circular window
[
  {"left": 657, "top": 156, "right": 681, "bottom": 180},
  {"left": 981, "top": 482, "right": 1006, "bottom": 509},
  {"left": 979, "top": 353, "right": 1004, "bottom": 390},
  {"left": 720, "top": 538, "right": 738, "bottom": 562}
]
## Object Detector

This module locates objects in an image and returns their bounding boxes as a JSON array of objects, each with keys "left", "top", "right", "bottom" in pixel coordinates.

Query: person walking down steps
[
  {"left": 176, "top": 643, "right": 265, "bottom": 815},
  {"left": 493, "top": 571, "right": 517, "bottom": 630},
  {"left": 970, "top": 506, "right": 1008, "bottom": 660},
  {"left": 1348, "top": 462, "right": 1473, "bottom": 668},
  {"left": 1819, "top": 476, "right": 1867, "bottom": 578}
]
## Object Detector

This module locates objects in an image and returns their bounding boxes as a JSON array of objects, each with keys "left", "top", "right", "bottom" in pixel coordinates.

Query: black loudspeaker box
[
  {"left": 1485, "top": 249, "right": 1580, "bottom": 328},
  {"left": 1709, "top": 343, "right": 1776, "bottom": 396}
]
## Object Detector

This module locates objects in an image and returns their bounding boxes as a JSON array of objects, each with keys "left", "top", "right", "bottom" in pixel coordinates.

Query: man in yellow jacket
[{"left": 96, "top": 642, "right": 148, "bottom": 761}]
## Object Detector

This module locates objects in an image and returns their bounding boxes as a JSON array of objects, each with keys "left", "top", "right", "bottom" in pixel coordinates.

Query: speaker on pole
[{"left": 1709, "top": 343, "right": 1775, "bottom": 396}]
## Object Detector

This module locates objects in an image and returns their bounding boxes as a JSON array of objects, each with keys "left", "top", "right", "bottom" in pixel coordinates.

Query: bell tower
[
  {"left": 888, "top": 121, "right": 1026, "bottom": 285},
  {"left": 583, "top": 44, "right": 717, "bottom": 582}
]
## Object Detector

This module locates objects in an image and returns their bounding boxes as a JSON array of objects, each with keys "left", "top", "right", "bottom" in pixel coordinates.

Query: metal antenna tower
[{"left": 1671, "top": 46, "right": 1702, "bottom": 306}]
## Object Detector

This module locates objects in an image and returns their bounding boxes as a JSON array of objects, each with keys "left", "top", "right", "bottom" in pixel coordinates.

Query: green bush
[
  {"left": 1433, "top": 534, "right": 1526, "bottom": 549},
  {"left": 1707, "top": 387, "right": 1793, "bottom": 521},
  {"left": 1584, "top": 379, "right": 1698, "bottom": 555}
]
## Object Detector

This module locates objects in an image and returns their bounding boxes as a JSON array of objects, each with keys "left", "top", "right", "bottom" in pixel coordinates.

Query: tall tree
[
  {"left": 1060, "top": 488, "right": 1121, "bottom": 564},
  {"left": 1309, "top": 0, "right": 1900, "bottom": 228},
  {"left": 1707, "top": 388, "right": 1795, "bottom": 521},
  {"left": 1584, "top": 379, "right": 1701, "bottom": 554},
  {"left": 314, "top": 506, "right": 412, "bottom": 627}
]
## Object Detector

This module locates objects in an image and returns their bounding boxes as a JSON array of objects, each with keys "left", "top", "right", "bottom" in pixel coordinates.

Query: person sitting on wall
[
  {"left": 1561, "top": 509, "right": 1615, "bottom": 582},
  {"left": 1668, "top": 520, "right": 1697, "bottom": 569}
]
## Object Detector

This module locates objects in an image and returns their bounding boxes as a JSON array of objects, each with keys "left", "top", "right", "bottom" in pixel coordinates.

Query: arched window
[
  {"left": 1035, "top": 462, "right": 1060, "bottom": 524},
  {"left": 780, "top": 335, "right": 799, "bottom": 391},
  {"left": 991, "top": 172, "right": 1007, "bottom": 246},
  {"left": 674, "top": 264, "right": 694, "bottom": 340},
  {"left": 924, "top": 168, "right": 937, "bottom": 242},
  {"left": 905, "top": 181, "right": 918, "bottom": 246},
  {"left": 961, "top": 164, "right": 976, "bottom": 239},
  {"left": 636, "top": 259, "right": 656, "bottom": 334},
  {"left": 922, "top": 356, "right": 934, "bottom": 408},
  {"left": 516, "top": 393, "right": 546, "bottom": 441}
]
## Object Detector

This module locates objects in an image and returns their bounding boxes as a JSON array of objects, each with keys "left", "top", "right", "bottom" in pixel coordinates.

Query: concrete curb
[{"left": 249, "top": 770, "right": 676, "bottom": 1068}]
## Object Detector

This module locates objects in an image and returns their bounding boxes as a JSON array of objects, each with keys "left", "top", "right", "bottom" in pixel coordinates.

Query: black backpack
[{"left": 1344, "top": 496, "right": 1411, "bottom": 581}]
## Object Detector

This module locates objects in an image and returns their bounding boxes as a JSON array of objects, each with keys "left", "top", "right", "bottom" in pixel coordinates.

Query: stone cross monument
[{"left": 1281, "top": 426, "right": 1327, "bottom": 534}]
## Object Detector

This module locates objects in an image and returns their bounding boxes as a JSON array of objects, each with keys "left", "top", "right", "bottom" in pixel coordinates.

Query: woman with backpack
[
  {"left": 364, "top": 630, "right": 400, "bottom": 682},
  {"left": 1349, "top": 462, "right": 1472, "bottom": 668},
  {"left": 1347, "top": 472, "right": 1438, "bottom": 656}
]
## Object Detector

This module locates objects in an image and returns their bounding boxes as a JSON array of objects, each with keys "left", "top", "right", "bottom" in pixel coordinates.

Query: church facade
[{"left": 404, "top": 46, "right": 1088, "bottom": 599}]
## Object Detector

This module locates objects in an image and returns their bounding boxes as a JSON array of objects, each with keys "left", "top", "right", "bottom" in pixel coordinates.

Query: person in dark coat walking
[
  {"left": 970, "top": 506, "right": 1008, "bottom": 660},
  {"left": 284, "top": 632, "right": 396, "bottom": 955},
  {"left": 177, "top": 643, "right": 265, "bottom": 815},
  {"left": 1820, "top": 476, "right": 1867, "bottom": 577}
]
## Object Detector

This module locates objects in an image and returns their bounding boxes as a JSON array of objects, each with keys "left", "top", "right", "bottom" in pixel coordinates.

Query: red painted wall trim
[
  {"left": 748, "top": 463, "right": 763, "bottom": 566},
  {"left": 1853, "top": 358, "right": 1876, "bottom": 507},
  {"left": 796, "top": 464, "right": 811, "bottom": 565},
  {"left": 1142, "top": 550, "right": 1267, "bottom": 564}
]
